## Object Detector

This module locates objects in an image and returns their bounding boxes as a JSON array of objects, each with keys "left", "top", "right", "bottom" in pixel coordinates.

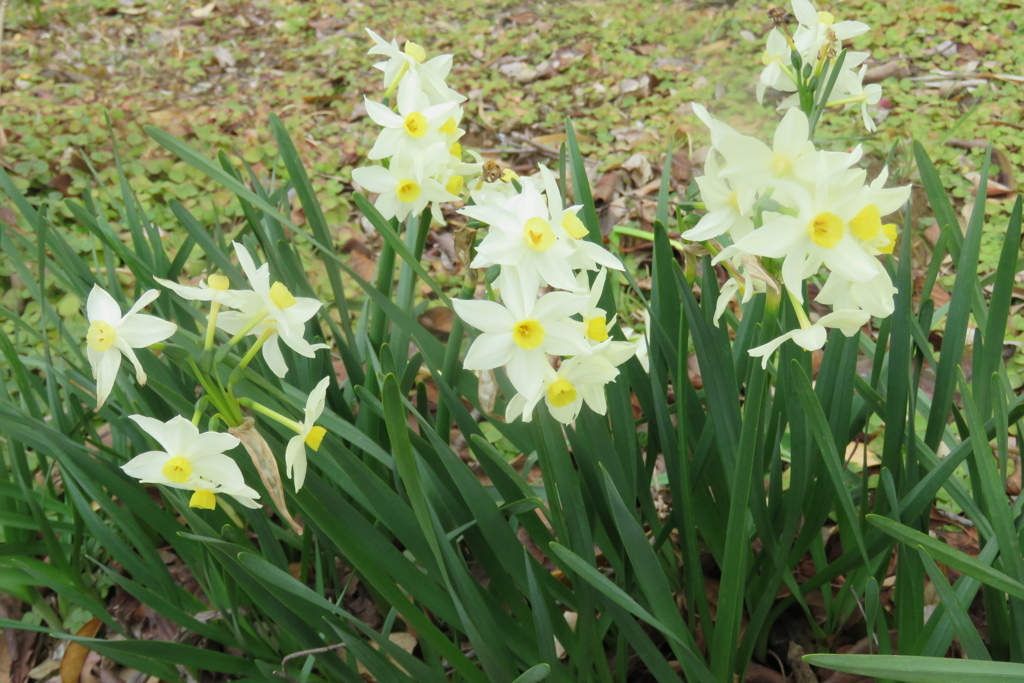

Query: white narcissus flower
[
  {"left": 365, "top": 72, "right": 458, "bottom": 162},
  {"left": 536, "top": 165, "right": 624, "bottom": 273},
  {"left": 790, "top": 0, "right": 869, "bottom": 62},
  {"left": 757, "top": 28, "right": 798, "bottom": 103},
  {"left": 215, "top": 243, "right": 329, "bottom": 378},
  {"left": 462, "top": 178, "right": 579, "bottom": 294},
  {"left": 352, "top": 151, "right": 456, "bottom": 223},
  {"left": 506, "top": 341, "right": 636, "bottom": 424},
  {"left": 572, "top": 269, "right": 617, "bottom": 345},
  {"left": 453, "top": 270, "right": 589, "bottom": 397},
  {"left": 716, "top": 107, "right": 821, "bottom": 190},
  {"left": 718, "top": 175, "right": 884, "bottom": 300},
  {"left": 285, "top": 377, "right": 330, "bottom": 492},
  {"left": 365, "top": 29, "right": 466, "bottom": 106},
  {"left": 713, "top": 255, "right": 771, "bottom": 327},
  {"left": 748, "top": 309, "right": 871, "bottom": 369},
  {"left": 834, "top": 64, "right": 883, "bottom": 132},
  {"left": 85, "top": 285, "right": 177, "bottom": 409},
  {"left": 121, "top": 415, "right": 260, "bottom": 510}
]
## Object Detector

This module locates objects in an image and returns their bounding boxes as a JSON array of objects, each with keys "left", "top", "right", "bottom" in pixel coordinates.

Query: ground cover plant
[{"left": 1, "top": 0, "right": 1024, "bottom": 682}]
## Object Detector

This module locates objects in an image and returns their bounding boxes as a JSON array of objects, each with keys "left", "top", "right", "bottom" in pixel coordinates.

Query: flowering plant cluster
[
  {"left": 352, "top": 31, "right": 639, "bottom": 425},
  {"left": 351, "top": 30, "right": 471, "bottom": 223},
  {"left": 685, "top": 0, "right": 910, "bottom": 367},
  {"left": 759, "top": 0, "right": 881, "bottom": 131},
  {"left": 84, "top": 241, "right": 332, "bottom": 515},
  {"left": 452, "top": 175, "right": 637, "bottom": 425}
]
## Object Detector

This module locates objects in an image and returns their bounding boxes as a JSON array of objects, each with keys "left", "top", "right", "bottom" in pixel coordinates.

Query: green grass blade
[
  {"left": 867, "top": 514, "right": 1024, "bottom": 600},
  {"left": 923, "top": 146, "right": 990, "bottom": 450},
  {"left": 792, "top": 361, "right": 869, "bottom": 565},
  {"left": 975, "top": 196, "right": 1022, "bottom": 415},
  {"left": 803, "top": 654, "right": 1024, "bottom": 683},
  {"left": 513, "top": 664, "right": 551, "bottom": 683},
  {"left": 916, "top": 547, "right": 990, "bottom": 660},
  {"left": 547, "top": 542, "right": 713, "bottom": 683}
]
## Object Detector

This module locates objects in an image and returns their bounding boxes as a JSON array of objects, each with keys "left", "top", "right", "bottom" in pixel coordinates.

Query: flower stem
[
  {"left": 187, "top": 357, "right": 241, "bottom": 428},
  {"left": 203, "top": 301, "right": 222, "bottom": 351},
  {"left": 228, "top": 328, "right": 274, "bottom": 391},
  {"left": 383, "top": 61, "right": 410, "bottom": 101},
  {"left": 226, "top": 310, "right": 269, "bottom": 347},
  {"left": 240, "top": 398, "right": 303, "bottom": 434}
]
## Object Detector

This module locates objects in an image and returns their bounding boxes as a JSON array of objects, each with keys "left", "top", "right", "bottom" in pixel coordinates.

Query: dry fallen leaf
[{"left": 60, "top": 618, "right": 103, "bottom": 683}]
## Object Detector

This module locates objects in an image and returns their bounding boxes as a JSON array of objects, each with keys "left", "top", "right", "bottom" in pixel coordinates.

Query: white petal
[
  {"left": 364, "top": 98, "right": 404, "bottom": 128},
  {"left": 462, "top": 333, "right": 516, "bottom": 370},
  {"left": 822, "top": 237, "right": 882, "bottom": 282},
  {"left": 791, "top": 325, "right": 828, "bottom": 351},
  {"left": 131, "top": 414, "right": 198, "bottom": 456},
  {"left": 186, "top": 431, "right": 242, "bottom": 461},
  {"left": 452, "top": 298, "right": 515, "bottom": 334},
  {"left": 505, "top": 351, "right": 548, "bottom": 397},
  {"left": 304, "top": 377, "right": 331, "bottom": 423},
  {"left": 121, "top": 450, "right": 173, "bottom": 483},
  {"left": 93, "top": 349, "right": 122, "bottom": 409},
  {"left": 86, "top": 285, "right": 121, "bottom": 323},
  {"left": 260, "top": 336, "right": 290, "bottom": 378},
  {"left": 352, "top": 165, "right": 397, "bottom": 194},
  {"left": 113, "top": 338, "right": 147, "bottom": 385},
  {"left": 117, "top": 314, "right": 177, "bottom": 348},
  {"left": 748, "top": 330, "right": 797, "bottom": 369},
  {"left": 285, "top": 435, "right": 308, "bottom": 491},
  {"left": 154, "top": 278, "right": 217, "bottom": 302},
  {"left": 120, "top": 289, "right": 161, "bottom": 323},
  {"left": 233, "top": 242, "right": 260, "bottom": 285}
]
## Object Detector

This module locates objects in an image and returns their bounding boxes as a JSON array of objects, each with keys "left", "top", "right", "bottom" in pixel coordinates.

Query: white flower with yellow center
[
  {"left": 716, "top": 107, "right": 821, "bottom": 190},
  {"left": 506, "top": 341, "right": 636, "bottom": 424},
  {"left": 365, "top": 29, "right": 466, "bottom": 106},
  {"left": 85, "top": 285, "right": 177, "bottom": 410},
  {"left": 571, "top": 269, "right": 619, "bottom": 345},
  {"left": 352, "top": 151, "right": 456, "bottom": 223},
  {"left": 720, "top": 177, "right": 882, "bottom": 301},
  {"left": 285, "top": 377, "right": 331, "bottom": 492},
  {"left": 215, "top": 243, "right": 329, "bottom": 378},
  {"left": 121, "top": 415, "right": 260, "bottom": 510},
  {"left": 830, "top": 63, "right": 883, "bottom": 132},
  {"left": 749, "top": 308, "right": 871, "bottom": 369},
  {"left": 535, "top": 165, "right": 625, "bottom": 273},
  {"left": 790, "top": 0, "right": 869, "bottom": 63},
  {"left": 365, "top": 72, "right": 458, "bottom": 162},
  {"left": 463, "top": 179, "right": 579, "bottom": 293},
  {"left": 453, "top": 270, "right": 589, "bottom": 398}
]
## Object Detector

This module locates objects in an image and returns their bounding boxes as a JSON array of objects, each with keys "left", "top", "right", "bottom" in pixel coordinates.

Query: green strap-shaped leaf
[
  {"left": 867, "top": 514, "right": 1024, "bottom": 600},
  {"left": 803, "top": 654, "right": 1024, "bottom": 683}
]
